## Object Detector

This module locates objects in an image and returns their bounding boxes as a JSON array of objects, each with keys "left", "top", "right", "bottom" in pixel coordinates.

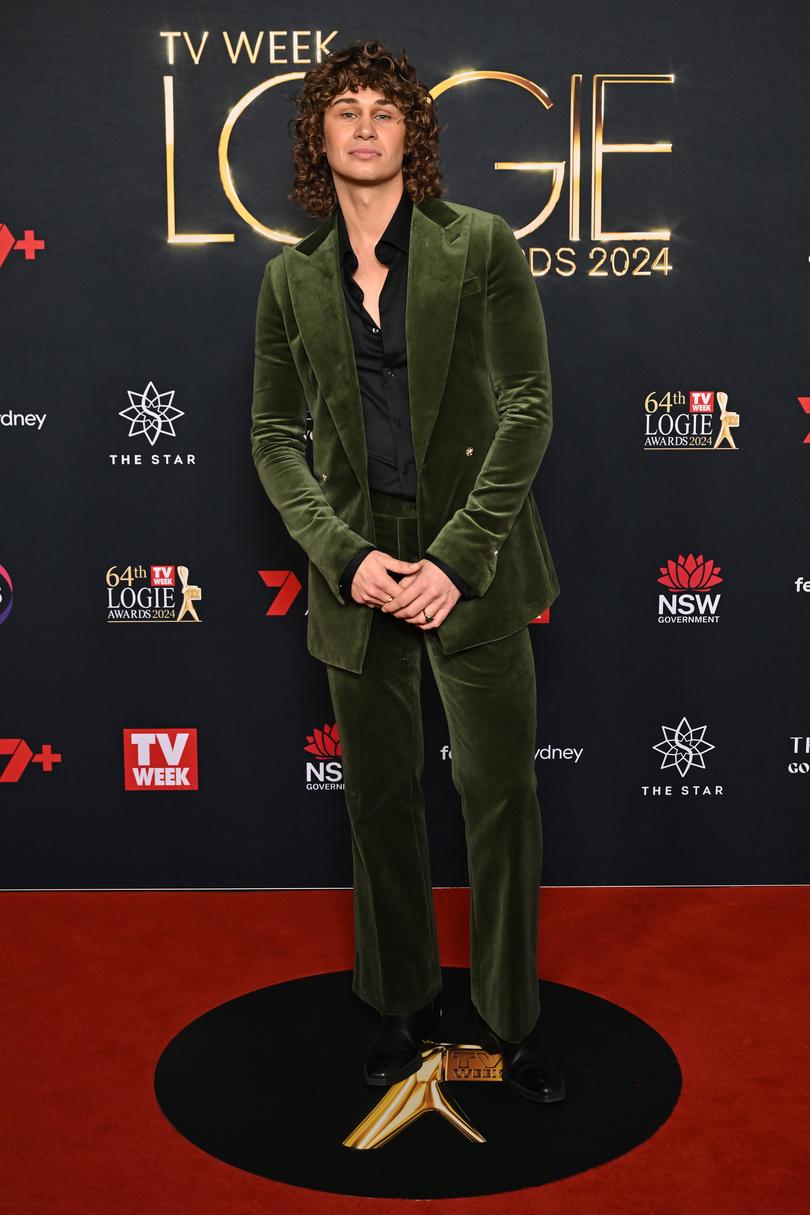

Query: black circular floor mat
[{"left": 154, "top": 967, "right": 681, "bottom": 1198}]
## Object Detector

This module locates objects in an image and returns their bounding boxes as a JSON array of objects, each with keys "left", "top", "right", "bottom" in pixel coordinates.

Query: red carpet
[{"left": 0, "top": 887, "right": 807, "bottom": 1213}]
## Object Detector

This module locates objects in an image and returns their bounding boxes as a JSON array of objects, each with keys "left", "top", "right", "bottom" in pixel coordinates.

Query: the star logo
[
  {"left": 652, "top": 716, "right": 715, "bottom": 777},
  {"left": 119, "top": 381, "right": 184, "bottom": 446}
]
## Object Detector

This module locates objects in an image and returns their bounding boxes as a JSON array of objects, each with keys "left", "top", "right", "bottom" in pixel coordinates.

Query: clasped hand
[{"left": 350, "top": 549, "right": 461, "bottom": 630}]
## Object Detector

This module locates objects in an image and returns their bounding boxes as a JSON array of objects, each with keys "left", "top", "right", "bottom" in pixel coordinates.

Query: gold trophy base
[{"left": 343, "top": 1042, "right": 503, "bottom": 1149}]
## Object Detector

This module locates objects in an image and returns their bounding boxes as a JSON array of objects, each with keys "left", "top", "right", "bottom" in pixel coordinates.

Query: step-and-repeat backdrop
[{"left": 2, "top": 1, "right": 807, "bottom": 889}]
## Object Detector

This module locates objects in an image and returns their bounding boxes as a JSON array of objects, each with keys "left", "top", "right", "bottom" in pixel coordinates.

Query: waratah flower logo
[
  {"left": 657, "top": 553, "right": 723, "bottom": 590},
  {"left": 304, "top": 722, "right": 342, "bottom": 758}
]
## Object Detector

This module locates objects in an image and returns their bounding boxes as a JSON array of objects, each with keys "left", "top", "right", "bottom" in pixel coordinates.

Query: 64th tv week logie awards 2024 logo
[
  {"left": 643, "top": 389, "right": 740, "bottom": 449},
  {"left": 105, "top": 564, "right": 203, "bottom": 622}
]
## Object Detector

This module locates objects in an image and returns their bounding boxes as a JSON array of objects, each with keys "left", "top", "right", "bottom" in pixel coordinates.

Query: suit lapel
[
  {"left": 406, "top": 199, "right": 473, "bottom": 471},
  {"left": 283, "top": 196, "right": 472, "bottom": 493}
]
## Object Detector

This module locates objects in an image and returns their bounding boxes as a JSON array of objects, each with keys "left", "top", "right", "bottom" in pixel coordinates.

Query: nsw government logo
[
  {"left": 106, "top": 564, "right": 202, "bottom": 622},
  {"left": 305, "top": 722, "right": 343, "bottom": 791},
  {"left": 110, "top": 381, "right": 196, "bottom": 465},
  {"left": 657, "top": 552, "right": 723, "bottom": 623},
  {"left": 644, "top": 390, "right": 740, "bottom": 450},
  {"left": 123, "top": 729, "right": 199, "bottom": 790}
]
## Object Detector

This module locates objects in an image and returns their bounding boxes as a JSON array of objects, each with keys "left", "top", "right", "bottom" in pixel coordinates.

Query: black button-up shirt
[{"left": 335, "top": 187, "right": 476, "bottom": 603}]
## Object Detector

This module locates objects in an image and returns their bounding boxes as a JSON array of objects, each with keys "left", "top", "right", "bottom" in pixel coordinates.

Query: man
[{"left": 250, "top": 39, "right": 563, "bottom": 1103}]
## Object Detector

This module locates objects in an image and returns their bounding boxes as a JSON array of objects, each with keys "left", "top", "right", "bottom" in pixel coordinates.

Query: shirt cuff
[
  {"left": 424, "top": 554, "right": 478, "bottom": 599},
  {"left": 338, "top": 544, "right": 376, "bottom": 600}
]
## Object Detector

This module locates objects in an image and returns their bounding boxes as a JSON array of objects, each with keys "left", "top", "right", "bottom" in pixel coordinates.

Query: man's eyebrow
[{"left": 331, "top": 97, "right": 395, "bottom": 107}]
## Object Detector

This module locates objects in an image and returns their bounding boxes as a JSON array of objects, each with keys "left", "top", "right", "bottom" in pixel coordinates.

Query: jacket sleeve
[
  {"left": 424, "top": 214, "right": 553, "bottom": 598},
  {"left": 250, "top": 258, "right": 374, "bottom": 605}
]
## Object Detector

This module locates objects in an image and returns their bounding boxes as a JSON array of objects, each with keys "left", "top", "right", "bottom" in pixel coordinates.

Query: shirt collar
[{"left": 336, "top": 186, "right": 413, "bottom": 266}]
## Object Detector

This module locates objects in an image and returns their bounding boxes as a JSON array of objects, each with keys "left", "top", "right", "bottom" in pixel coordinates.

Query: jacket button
[
  {"left": 465, "top": 446, "right": 474, "bottom": 456},
  {"left": 493, "top": 547, "right": 499, "bottom": 555},
  {"left": 320, "top": 472, "right": 328, "bottom": 481}
]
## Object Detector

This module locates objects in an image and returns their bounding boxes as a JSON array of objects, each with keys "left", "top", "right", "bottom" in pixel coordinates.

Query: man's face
[{"left": 322, "top": 86, "right": 407, "bottom": 187}]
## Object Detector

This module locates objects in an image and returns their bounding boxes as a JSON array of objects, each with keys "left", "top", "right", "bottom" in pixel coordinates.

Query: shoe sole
[
  {"left": 501, "top": 1072, "right": 567, "bottom": 1103},
  {"left": 363, "top": 1053, "right": 423, "bottom": 1086}
]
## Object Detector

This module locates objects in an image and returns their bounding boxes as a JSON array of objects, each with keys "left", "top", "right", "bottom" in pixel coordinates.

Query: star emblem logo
[
  {"left": 652, "top": 716, "right": 715, "bottom": 778},
  {"left": 119, "top": 381, "right": 184, "bottom": 446}
]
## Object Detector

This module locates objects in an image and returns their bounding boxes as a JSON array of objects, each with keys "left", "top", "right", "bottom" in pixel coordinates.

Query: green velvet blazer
[{"left": 250, "top": 194, "right": 560, "bottom": 674}]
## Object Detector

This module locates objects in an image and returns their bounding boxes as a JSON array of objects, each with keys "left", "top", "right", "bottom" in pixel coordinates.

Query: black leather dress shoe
[
  {"left": 475, "top": 1008, "right": 566, "bottom": 1103},
  {"left": 363, "top": 993, "right": 442, "bottom": 1086}
]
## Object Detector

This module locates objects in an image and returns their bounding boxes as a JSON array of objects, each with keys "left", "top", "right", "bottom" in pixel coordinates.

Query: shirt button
[
  {"left": 400, "top": 467, "right": 407, "bottom": 474},
  {"left": 394, "top": 419, "right": 402, "bottom": 427}
]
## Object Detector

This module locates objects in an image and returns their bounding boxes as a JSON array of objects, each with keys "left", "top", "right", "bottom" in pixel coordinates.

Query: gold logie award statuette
[
  {"left": 343, "top": 1042, "right": 503, "bottom": 1150},
  {"left": 176, "top": 564, "right": 202, "bottom": 622}
]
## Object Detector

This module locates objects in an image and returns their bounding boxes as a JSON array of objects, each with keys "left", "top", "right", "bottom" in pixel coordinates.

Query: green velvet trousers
[{"left": 325, "top": 488, "right": 543, "bottom": 1043}]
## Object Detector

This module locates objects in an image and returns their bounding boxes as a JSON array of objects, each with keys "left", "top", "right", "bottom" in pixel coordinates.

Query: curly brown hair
[{"left": 288, "top": 38, "right": 445, "bottom": 217}]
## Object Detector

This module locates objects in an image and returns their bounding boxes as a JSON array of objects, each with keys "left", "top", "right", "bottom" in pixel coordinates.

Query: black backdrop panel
[{"left": 1, "top": 1, "right": 808, "bottom": 887}]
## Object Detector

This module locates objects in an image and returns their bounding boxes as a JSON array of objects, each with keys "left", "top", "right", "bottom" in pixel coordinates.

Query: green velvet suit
[
  {"left": 250, "top": 193, "right": 560, "bottom": 1042},
  {"left": 251, "top": 195, "right": 559, "bottom": 675}
]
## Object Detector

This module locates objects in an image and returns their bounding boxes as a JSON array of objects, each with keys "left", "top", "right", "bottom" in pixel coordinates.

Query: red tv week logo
[
  {"left": 123, "top": 728, "right": 198, "bottom": 790},
  {"left": 690, "top": 391, "right": 715, "bottom": 413},
  {"left": 151, "top": 565, "right": 175, "bottom": 587}
]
